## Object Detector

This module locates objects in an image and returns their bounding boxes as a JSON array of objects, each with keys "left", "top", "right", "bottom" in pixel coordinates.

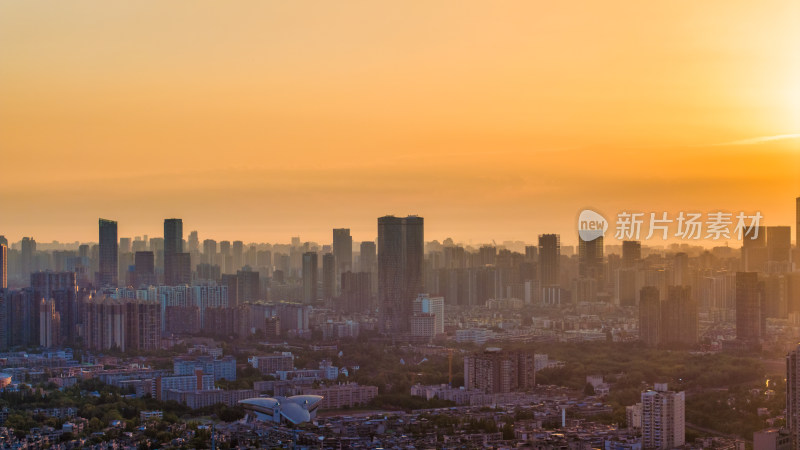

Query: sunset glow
[{"left": 1, "top": 0, "right": 798, "bottom": 244}]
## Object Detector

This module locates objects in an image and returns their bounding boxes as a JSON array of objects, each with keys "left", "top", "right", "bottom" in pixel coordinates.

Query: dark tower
[{"left": 98, "top": 219, "right": 118, "bottom": 287}]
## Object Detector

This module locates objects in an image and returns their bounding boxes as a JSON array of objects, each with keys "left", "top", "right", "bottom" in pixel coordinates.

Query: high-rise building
[
  {"left": 322, "top": 253, "right": 335, "bottom": 301},
  {"left": 39, "top": 298, "right": 61, "bottom": 348},
  {"left": 787, "top": 343, "right": 800, "bottom": 448},
  {"left": 0, "top": 243, "right": 6, "bottom": 289},
  {"left": 742, "top": 226, "right": 768, "bottom": 272},
  {"left": 302, "top": 252, "right": 318, "bottom": 303},
  {"left": 31, "top": 271, "right": 78, "bottom": 345},
  {"left": 333, "top": 228, "right": 353, "bottom": 276},
  {"left": 538, "top": 234, "right": 560, "bottom": 287},
  {"left": 411, "top": 294, "right": 444, "bottom": 337},
  {"left": 134, "top": 251, "right": 156, "bottom": 287},
  {"left": 164, "top": 219, "right": 190, "bottom": 285},
  {"left": 672, "top": 252, "right": 689, "bottom": 286},
  {"left": 98, "top": 219, "right": 118, "bottom": 287},
  {"left": 639, "top": 286, "right": 660, "bottom": 347},
  {"left": 341, "top": 271, "right": 372, "bottom": 313},
  {"left": 641, "top": 383, "right": 685, "bottom": 449},
  {"left": 203, "top": 239, "right": 217, "bottom": 265},
  {"left": 188, "top": 231, "right": 199, "bottom": 253},
  {"left": 796, "top": 196, "right": 799, "bottom": 250},
  {"left": 578, "top": 235, "right": 603, "bottom": 282},
  {"left": 232, "top": 241, "right": 244, "bottom": 271},
  {"left": 219, "top": 240, "right": 231, "bottom": 273},
  {"left": 237, "top": 269, "right": 260, "bottom": 303},
  {"left": 164, "top": 218, "right": 183, "bottom": 256},
  {"left": 463, "top": 348, "right": 536, "bottom": 393},
  {"left": 736, "top": 272, "right": 764, "bottom": 343},
  {"left": 359, "top": 241, "right": 376, "bottom": 273},
  {"left": 622, "top": 240, "right": 642, "bottom": 267},
  {"left": 660, "top": 286, "right": 697, "bottom": 346},
  {"left": 767, "top": 226, "right": 792, "bottom": 264},
  {"left": 378, "top": 215, "right": 424, "bottom": 334},
  {"left": 20, "top": 237, "right": 36, "bottom": 279}
]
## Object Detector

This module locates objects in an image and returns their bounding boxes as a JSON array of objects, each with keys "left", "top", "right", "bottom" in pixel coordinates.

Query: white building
[
  {"left": 641, "top": 383, "right": 685, "bottom": 449},
  {"left": 412, "top": 294, "right": 444, "bottom": 336}
]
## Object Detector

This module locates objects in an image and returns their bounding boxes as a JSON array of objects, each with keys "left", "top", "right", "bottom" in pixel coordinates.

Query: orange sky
[{"left": 1, "top": 1, "right": 799, "bottom": 245}]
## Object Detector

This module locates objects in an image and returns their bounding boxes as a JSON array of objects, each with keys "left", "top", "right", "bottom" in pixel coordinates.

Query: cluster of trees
[
  {"left": 533, "top": 341, "right": 764, "bottom": 392},
  {"left": 0, "top": 378, "right": 243, "bottom": 439}
]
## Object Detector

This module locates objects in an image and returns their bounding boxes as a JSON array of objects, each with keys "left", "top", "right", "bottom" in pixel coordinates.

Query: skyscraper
[
  {"left": 378, "top": 215, "right": 424, "bottom": 334},
  {"left": 538, "top": 234, "right": 560, "bottom": 286},
  {"left": 164, "top": 219, "right": 190, "bottom": 285},
  {"left": 203, "top": 239, "right": 217, "bottom": 265},
  {"left": 341, "top": 271, "right": 372, "bottom": 313},
  {"left": 164, "top": 218, "right": 183, "bottom": 255},
  {"left": 20, "top": 237, "right": 36, "bottom": 278},
  {"left": 660, "top": 285, "right": 697, "bottom": 346},
  {"left": 736, "top": 272, "right": 764, "bottom": 343},
  {"left": 98, "top": 219, "right": 118, "bottom": 287},
  {"left": 360, "top": 241, "right": 376, "bottom": 273},
  {"left": 322, "top": 253, "right": 335, "bottom": 301},
  {"left": 133, "top": 251, "right": 156, "bottom": 287},
  {"left": 31, "top": 271, "right": 78, "bottom": 345},
  {"left": 333, "top": 228, "right": 353, "bottom": 275},
  {"left": 767, "top": 226, "right": 792, "bottom": 264},
  {"left": 639, "top": 286, "right": 660, "bottom": 347},
  {"left": 237, "top": 268, "right": 260, "bottom": 303},
  {"left": 578, "top": 235, "right": 604, "bottom": 284},
  {"left": 302, "top": 252, "right": 318, "bottom": 304},
  {"left": 0, "top": 243, "right": 6, "bottom": 289},
  {"left": 232, "top": 240, "right": 244, "bottom": 271},
  {"left": 622, "top": 240, "right": 642, "bottom": 267}
]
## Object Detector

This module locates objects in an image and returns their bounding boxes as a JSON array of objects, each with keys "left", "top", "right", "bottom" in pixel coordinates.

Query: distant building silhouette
[
  {"left": 333, "top": 228, "right": 353, "bottom": 279},
  {"left": 321, "top": 253, "right": 335, "bottom": 302},
  {"left": 639, "top": 286, "right": 660, "bottom": 346},
  {"left": 98, "top": 219, "right": 118, "bottom": 287},
  {"left": 20, "top": 237, "right": 36, "bottom": 279},
  {"left": 164, "top": 219, "right": 190, "bottom": 285},
  {"left": 133, "top": 251, "right": 156, "bottom": 288},
  {"left": 736, "top": 271, "right": 765, "bottom": 344},
  {"left": 302, "top": 252, "right": 318, "bottom": 304},
  {"left": 341, "top": 271, "right": 372, "bottom": 313},
  {"left": 538, "top": 234, "right": 560, "bottom": 287},
  {"left": 660, "top": 286, "right": 697, "bottom": 346},
  {"left": 622, "top": 240, "right": 642, "bottom": 267},
  {"left": 203, "top": 239, "right": 217, "bottom": 265},
  {"left": 378, "top": 215, "right": 424, "bottom": 334},
  {"left": 0, "top": 243, "right": 6, "bottom": 289},
  {"left": 578, "top": 235, "right": 603, "bottom": 283},
  {"left": 766, "top": 226, "right": 792, "bottom": 264}
]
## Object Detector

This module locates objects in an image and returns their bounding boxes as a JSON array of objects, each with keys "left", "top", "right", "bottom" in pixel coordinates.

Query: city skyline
[{"left": 2, "top": 2, "right": 799, "bottom": 447}]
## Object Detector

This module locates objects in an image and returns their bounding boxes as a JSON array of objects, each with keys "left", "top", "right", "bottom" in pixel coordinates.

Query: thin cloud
[{"left": 709, "top": 134, "right": 800, "bottom": 146}]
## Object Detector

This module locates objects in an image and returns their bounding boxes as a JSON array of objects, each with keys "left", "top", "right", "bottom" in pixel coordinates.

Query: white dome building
[{"left": 239, "top": 395, "right": 323, "bottom": 425}]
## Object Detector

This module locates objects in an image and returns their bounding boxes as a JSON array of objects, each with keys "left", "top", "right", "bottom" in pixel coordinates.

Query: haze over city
[
  {"left": 1, "top": 1, "right": 799, "bottom": 243},
  {"left": 2, "top": 1, "right": 800, "bottom": 449}
]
